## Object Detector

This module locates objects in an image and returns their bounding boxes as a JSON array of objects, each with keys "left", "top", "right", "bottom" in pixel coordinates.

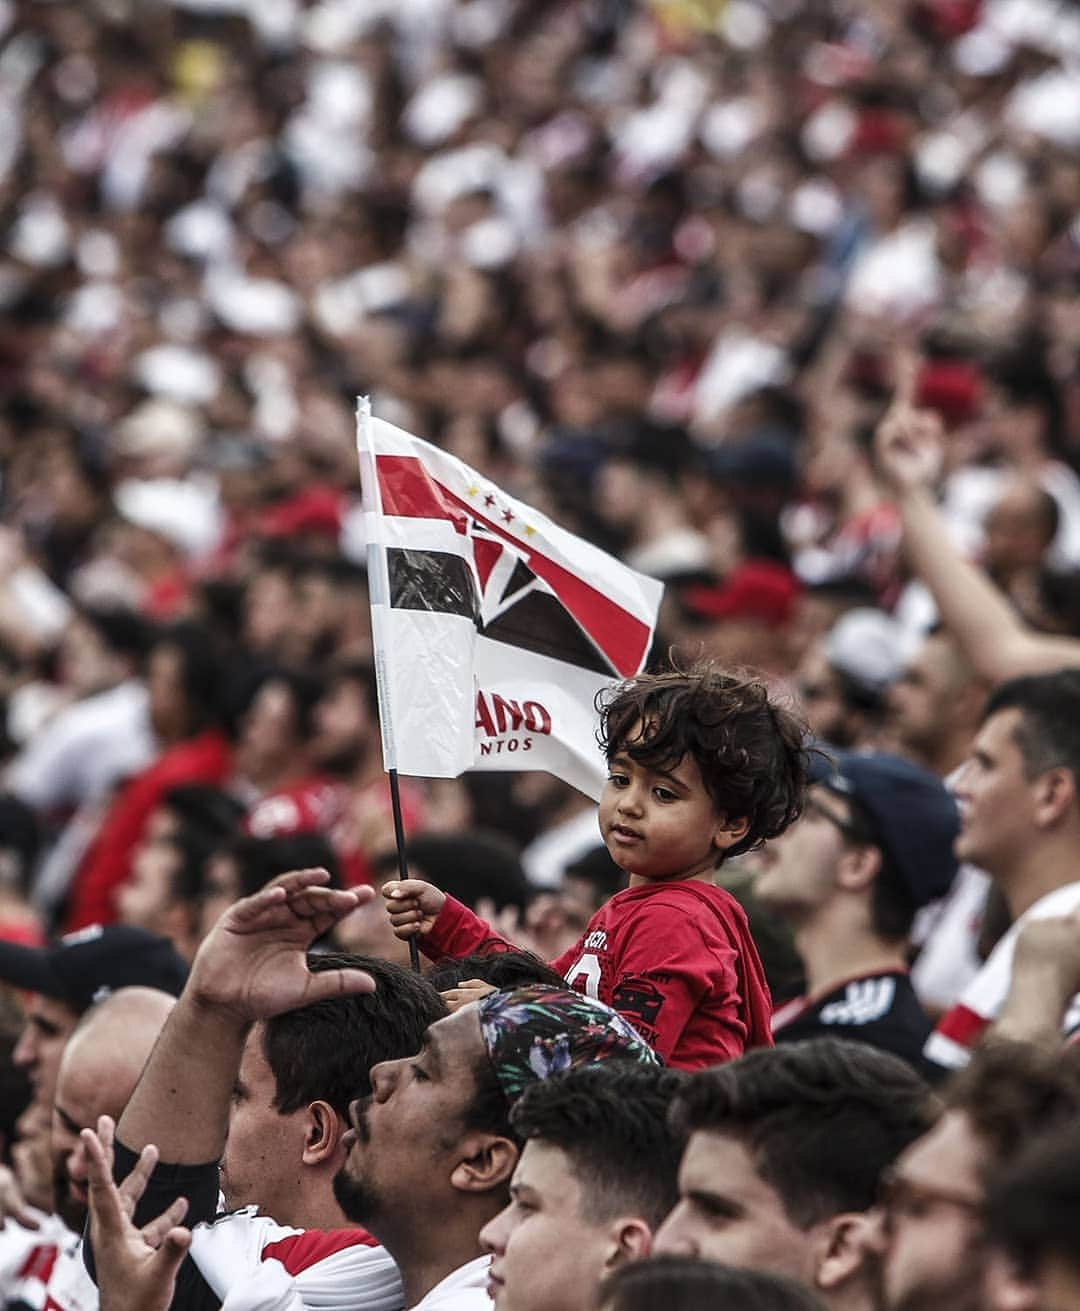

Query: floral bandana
[{"left": 476, "top": 984, "right": 660, "bottom": 1104}]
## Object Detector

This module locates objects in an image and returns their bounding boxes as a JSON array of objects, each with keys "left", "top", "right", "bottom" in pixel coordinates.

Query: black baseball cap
[
  {"left": 0, "top": 924, "right": 188, "bottom": 1014},
  {"left": 810, "top": 750, "right": 960, "bottom": 908}
]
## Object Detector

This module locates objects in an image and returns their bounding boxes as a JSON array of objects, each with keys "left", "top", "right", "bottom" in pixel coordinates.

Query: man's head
[
  {"left": 887, "top": 632, "right": 984, "bottom": 775},
  {"left": 480, "top": 1064, "right": 685, "bottom": 1311},
  {"left": 655, "top": 1039, "right": 933, "bottom": 1303},
  {"left": 333, "top": 986, "right": 658, "bottom": 1258},
  {"left": 598, "top": 664, "right": 808, "bottom": 865},
  {"left": 983, "top": 1121, "right": 1080, "bottom": 1311},
  {"left": 220, "top": 953, "right": 447, "bottom": 1227},
  {"left": 755, "top": 752, "right": 959, "bottom": 944},
  {"left": 116, "top": 831, "right": 210, "bottom": 960},
  {"left": 5, "top": 926, "right": 188, "bottom": 1105},
  {"left": 598, "top": 1256, "right": 828, "bottom": 1311},
  {"left": 51, "top": 987, "right": 176, "bottom": 1231},
  {"left": 309, "top": 662, "right": 379, "bottom": 776},
  {"left": 870, "top": 1041, "right": 1080, "bottom": 1311},
  {"left": 953, "top": 670, "right": 1080, "bottom": 882}
]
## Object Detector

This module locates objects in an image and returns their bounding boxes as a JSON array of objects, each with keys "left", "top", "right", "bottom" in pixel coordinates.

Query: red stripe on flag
[
  {"left": 934, "top": 1002, "right": 989, "bottom": 1051},
  {"left": 376, "top": 455, "right": 651, "bottom": 677}
]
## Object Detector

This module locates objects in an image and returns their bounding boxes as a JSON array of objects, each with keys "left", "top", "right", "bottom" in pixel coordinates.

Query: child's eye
[
  {"left": 653, "top": 787, "right": 678, "bottom": 802},
  {"left": 607, "top": 773, "right": 629, "bottom": 788},
  {"left": 410, "top": 1063, "right": 430, "bottom": 1083}
]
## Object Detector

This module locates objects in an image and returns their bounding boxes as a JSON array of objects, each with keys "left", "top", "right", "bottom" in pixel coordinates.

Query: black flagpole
[{"left": 388, "top": 768, "right": 421, "bottom": 973}]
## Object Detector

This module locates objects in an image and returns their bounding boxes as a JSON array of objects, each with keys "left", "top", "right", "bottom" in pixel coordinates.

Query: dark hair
[
  {"left": 510, "top": 1064, "right": 686, "bottom": 1228},
  {"left": 79, "top": 605, "right": 150, "bottom": 665},
  {"left": 984, "top": 1123, "right": 1080, "bottom": 1276},
  {"left": 262, "top": 953, "right": 448, "bottom": 1119},
  {"left": 944, "top": 1041, "right": 1080, "bottom": 1180},
  {"left": 982, "top": 669, "right": 1080, "bottom": 784},
  {"left": 160, "top": 785, "right": 245, "bottom": 845},
  {"left": 389, "top": 832, "right": 529, "bottom": 914},
  {"left": 427, "top": 950, "right": 566, "bottom": 994},
  {"left": 223, "top": 833, "right": 342, "bottom": 898},
  {"left": 158, "top": 829, "right": 215, "bottom": 906},
  {"left": 670, "top": 1039, "right": 934, "bottom": 1227},
  {"left": 599, "top": 1257, "right": 827, "bottom": 1311},
  {"left": 152, "top": 622, "right": 225, "bottom": 731},
  {"left": 597, "top": 663, "right": 809, "bottom": 860},
  {"left": 563, "top": 846, "right": 627, "bottom": 906}
]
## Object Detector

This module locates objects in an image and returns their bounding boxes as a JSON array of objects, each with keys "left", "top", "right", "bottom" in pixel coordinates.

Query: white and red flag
[{"left": 357, "top": 400, "right": 664, "bottom": 799}]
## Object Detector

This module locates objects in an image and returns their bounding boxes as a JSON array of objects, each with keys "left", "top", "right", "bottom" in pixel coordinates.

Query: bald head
[{"left": 52, "top": 988, "right": 175, "bottom": 1230}]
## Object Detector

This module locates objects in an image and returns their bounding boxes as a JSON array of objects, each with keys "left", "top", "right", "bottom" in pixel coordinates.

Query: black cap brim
[{"left": 0, "top": 940, "right": 64, "bottom": 999}]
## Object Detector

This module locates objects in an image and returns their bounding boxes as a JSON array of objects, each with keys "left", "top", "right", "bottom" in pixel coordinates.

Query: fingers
[
  {"left": 83, "top": 1123, "right": 128, "bottom": 1230},
  {"left": 141, "top": 1196, "right": 190, "bottom": 1248},
  {"left": 0, "top": 1168, "right": 38, "bottom": 1230},
  {"left": 118, "top": 1143, "right": 161, "bottom": 1212},
  {"left": 301, "top": 967, "right": 377, "bottom": 1002},
  {"left": 153, "top": 1226, "right": 193, "bottom": 1287},
  {"left": 382, "top": 879, "right": 430, "bottom": 902}
]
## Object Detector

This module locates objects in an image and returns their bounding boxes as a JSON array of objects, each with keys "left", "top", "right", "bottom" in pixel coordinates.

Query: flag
[{"left": 357, "top": 400, "right": 664, "bottom": 800}]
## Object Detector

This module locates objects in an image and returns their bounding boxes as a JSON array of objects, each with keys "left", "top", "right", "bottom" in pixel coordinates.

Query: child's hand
[
  {"left": 382, "top": 879, "right": 446, "bottom": 939},
  {"left": 439, "top": 978, "right": 497, "bottom": 1013}
]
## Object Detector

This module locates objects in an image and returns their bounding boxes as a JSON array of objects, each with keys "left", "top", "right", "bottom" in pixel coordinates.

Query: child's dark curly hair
[{"left": 596, "top": 662, "right": 809, "bottom": 861}]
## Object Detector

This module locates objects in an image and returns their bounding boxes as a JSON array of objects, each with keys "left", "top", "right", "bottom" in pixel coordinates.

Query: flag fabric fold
[{"left": 357, "top": 401, "right": 664, "bottom": 800}]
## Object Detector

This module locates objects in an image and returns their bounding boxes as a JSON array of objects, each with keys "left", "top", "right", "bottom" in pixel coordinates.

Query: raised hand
[
  {"left": 83, "top": 1115, "right": 191, "bottom": 1311},
  {"left": 190, "top": 868, "right": 376, "bottom": 1021},
  {"left": 874, "top": 348, "right": 945, "bottom": 493},
  {"left": 382, "top": 879, "right": 447, "bottom": 939}
]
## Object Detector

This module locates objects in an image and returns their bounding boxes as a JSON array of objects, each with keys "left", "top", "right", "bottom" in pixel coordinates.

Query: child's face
[{"left": 599, "top": 748, "right": 739, "bottom": 883}]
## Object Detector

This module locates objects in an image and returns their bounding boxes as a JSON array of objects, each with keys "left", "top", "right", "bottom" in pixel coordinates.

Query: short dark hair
[
  {"left": 152, "top": 622, "right": 225, "bottom": 731},
  {"left": 510, "top": 1065, "right": 686, "bottom": 1229},
  {"left": 597, "top": 662, "right": 809, "bottom": 861},
  {"left": 984, "top": 1122, "right": 1080, "bottom": 1276},
  {"left": 427, "top": 950, "right": 566, "bottom": 994},
  {"left": 598, "top": 1257, "right": 827, "bottom": 1311},
  {"left": 944, "top": 1041, "right": 1080, "bottom": 1181},
  {"left": 982, "top": 669, "right": 1080, "bottom": 785},
  {"left": 223, "top": 833, "right": 342, "bottom": 899},
  {"left": 262, "top": 953, "right": 448, "bottom": 1119},
  {"left": 670, "top": 1039, "right": 934, "bottom": 1227}
]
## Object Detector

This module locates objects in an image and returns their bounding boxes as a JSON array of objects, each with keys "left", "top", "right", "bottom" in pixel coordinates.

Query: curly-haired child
[{"left": 385, "top": 663, "right": 810, "bottom": 1068}]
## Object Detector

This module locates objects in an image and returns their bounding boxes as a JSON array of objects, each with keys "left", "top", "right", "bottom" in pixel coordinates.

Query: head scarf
[{"left": 476, "top": 984, "right": 659, "bottom": 1104}]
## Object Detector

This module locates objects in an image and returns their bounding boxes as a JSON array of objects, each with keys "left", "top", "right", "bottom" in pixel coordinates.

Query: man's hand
[
  {"left": 0, "top": 1163, "right": 39, "bottom": 1229},
  {"left": 874, "top": 350, "right": 945, "bottom": 494},
  {"left": 190, "top": 868, "right": 376, "bottom": 1021},
  {"left": 84, "top": 1115, "right": 191, "bottom": 1311},
  {"left": 383, "top": 879, "right": 446, "bottom": 939}
]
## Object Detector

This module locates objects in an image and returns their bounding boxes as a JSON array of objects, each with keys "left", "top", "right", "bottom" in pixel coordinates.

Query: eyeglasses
[
  {"left": 803, "top": 794, "right": 870, "bottom": 845},
  {"left": 877, "top": 1168, "right": 983, "bottom": 1227}
]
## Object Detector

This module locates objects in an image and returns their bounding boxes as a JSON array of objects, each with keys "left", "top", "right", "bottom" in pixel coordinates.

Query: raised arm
[
  {"left": 874, "top": 360, "right": 1080, "bottom": 684},
  {"left": 117, "top": 868, "right": 373, "bottom": 1164}
]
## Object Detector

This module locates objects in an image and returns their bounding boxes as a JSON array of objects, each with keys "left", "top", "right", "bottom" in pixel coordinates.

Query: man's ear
[
  {"left": 602, "top": 1218, "right": 653, "bottom": 1273},
  {"left": 1033, "top": 766, "right": 1076, "bottom": 829},
  {"left": 712, "top": 814, "right": 751, "bottom": 852},
  {"left": 835, "top": 843, "right": 882, "bottom": 894},
  {"left": 814, "top": 1212, "right": 870, "bottom": 1292},
  {"left": 301, "top": 1101, "right": 343, "bottom": 1166},
  {"left": 450, "top": 1135, "right": 519, "bottom": 1195}
]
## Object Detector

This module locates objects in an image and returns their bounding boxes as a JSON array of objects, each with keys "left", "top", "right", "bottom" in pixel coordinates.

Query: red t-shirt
[{"left": 425, "top": 880, "right": 774, "bottom": 1069}]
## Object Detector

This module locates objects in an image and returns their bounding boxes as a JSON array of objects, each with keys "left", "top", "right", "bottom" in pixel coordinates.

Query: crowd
[{"left": 0, "top": 0, "right": 1079, "bottom": 1306}]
